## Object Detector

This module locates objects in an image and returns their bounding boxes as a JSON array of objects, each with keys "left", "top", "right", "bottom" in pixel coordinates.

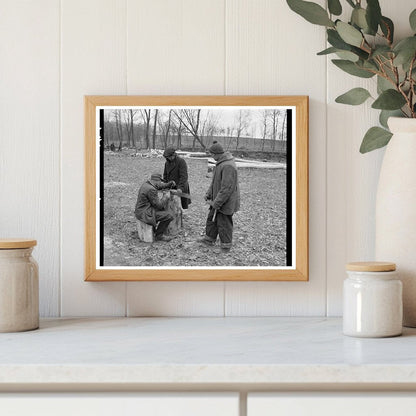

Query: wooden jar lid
[
  {"left": 0, "top": 239, "right": 37, "bottom": 249},
  {"left": 346, "top": 261, "right": 396, "bottom": 272}
]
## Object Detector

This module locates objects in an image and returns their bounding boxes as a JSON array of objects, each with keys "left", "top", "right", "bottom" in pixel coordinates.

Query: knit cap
[{"left": 208, "top": 142, "right": 224, "bottom": 154}]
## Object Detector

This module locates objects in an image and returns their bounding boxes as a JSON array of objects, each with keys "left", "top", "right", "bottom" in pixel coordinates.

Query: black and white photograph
[
  {"left": 100, "top": 105, "right": 292, "bottom": 268},
  {"left": 84, "top": 95, "right": 308, "bottom": 281}
]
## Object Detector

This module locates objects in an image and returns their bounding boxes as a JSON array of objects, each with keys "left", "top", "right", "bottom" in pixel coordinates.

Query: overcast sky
[{"left": 104, "top": 107, "right": 289, "bottom": 139}]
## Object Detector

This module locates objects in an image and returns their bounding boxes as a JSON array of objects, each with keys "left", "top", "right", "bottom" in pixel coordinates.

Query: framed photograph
[{"left": 85, "top": 96, "right": 308, "bottom": 281}]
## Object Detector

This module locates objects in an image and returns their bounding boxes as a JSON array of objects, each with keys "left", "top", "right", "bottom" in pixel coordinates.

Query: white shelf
[{"left": 0, "top": 317, "right": 415, "bottom": 389}]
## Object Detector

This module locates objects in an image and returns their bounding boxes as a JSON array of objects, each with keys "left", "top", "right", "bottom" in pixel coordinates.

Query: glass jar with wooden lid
[
  {"left": 343, "top": 261, "right": 402, "bottom": 338},
  {"left": 0, "top": 239, "right": 39, "bottom": 332}
]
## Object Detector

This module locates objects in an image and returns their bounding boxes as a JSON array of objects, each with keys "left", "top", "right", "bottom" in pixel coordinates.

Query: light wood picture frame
[{"left": 85, "top": 96, "right": 308, "bottom": 281}]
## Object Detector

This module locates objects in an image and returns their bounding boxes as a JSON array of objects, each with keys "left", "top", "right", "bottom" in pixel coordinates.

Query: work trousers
[
  {"left": 155, "top": 210, "right": 173, "bottom": 237},
  {"left": 205, "top": 208, "right": 233, "bottom": 249}
]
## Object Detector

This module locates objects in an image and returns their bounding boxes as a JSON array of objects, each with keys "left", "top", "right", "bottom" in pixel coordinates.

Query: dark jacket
[
  {"left": 163, "top": 155, "right": 191, "bottom": 209},
  {"left": 134, "top": 181, "right": 167, "bottom": 227},
  {"left": 207, "top": 152, "right": 240, "bottom": 215}
]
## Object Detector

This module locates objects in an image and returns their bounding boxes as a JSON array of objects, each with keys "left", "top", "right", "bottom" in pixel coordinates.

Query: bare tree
[
  {"left": 113, "top": 109, "right": 123, "bottom": 150},
  {"left": 140, "top": 109, "right": 152, "bottom": 149},
  {"left": 280, "top": 110, "right": 287, "bottom": 141},
  {"left": 123, "top": 109, "right": 138, "bottom": 149},
  {"left": 233, "top": 110, "right": 251, "bottom": 150},
  {"left": 104, "top": 111, "right": 112, "bottom": 148},
  {"left": 158, "top": 109, "right": 173, "bottom": 148},
  {"left": 172, "top": 109, "right": 206, "bottom": 150},
  {"left": 260, "top": 110, "right": 268, "bottom": 151},
  {"left": 169, "top": 116, "right": 185, "bottom": 149},
  {"left": 201, "top": 111, "right": 220, "bottom": 142},
  {"left": 152, "top": 109, "right": 158, "bottom": 149},
  {"left": 269, "top": 110, "right": 280, "bottom": 151}
]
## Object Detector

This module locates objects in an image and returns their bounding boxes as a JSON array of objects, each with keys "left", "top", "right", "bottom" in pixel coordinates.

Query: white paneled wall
[
  {"left": 0, "top": 0, "right": 413, "bottom": 317},
  {"left": 61, "top": 0, "right": 127, "bottom": 316},
  {"left": 0, "top": 0, "right": 60, "bottom": 316}
]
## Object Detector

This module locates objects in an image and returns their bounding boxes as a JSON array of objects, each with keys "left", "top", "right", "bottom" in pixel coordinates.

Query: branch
[
  {"left": 172, "top": 111, "right": 196, "bottom": 136},
  {"left": 408, "top": 56, "right": 416, "bottom": 117}
]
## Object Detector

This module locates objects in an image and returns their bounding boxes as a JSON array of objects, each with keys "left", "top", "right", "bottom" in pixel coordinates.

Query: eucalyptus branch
[
  {"left": 397, "top": 81, "right": 413, "bottom": 117},
  {"left": 286, "top": 0, "right": 416, "bottom": 152},
  {"left": 408, "top": 57, "right": 416, "bottom": 117}
]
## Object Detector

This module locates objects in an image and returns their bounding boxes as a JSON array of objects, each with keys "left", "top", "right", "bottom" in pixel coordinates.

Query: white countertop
[{"left": 1, "top": 317, "right": 416, "bottom": 390}]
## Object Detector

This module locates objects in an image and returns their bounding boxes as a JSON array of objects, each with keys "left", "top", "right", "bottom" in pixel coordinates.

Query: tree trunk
[
  {"left": 177, "top": 120, "right": 182, "bottom": 148},
  {"left": 281, "top": 111, "right": 287, "bottom": 141},
  {"left": 152, "top": 109, "right": 158, "bottom": 149},
  {"left": 164, "top": 110, "right": 172, "bottom": 148},
  {"left": 272, "top": 111, "right": 277, "bottom": 151}
]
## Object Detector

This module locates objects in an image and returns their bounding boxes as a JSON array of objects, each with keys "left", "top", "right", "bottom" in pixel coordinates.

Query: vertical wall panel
[
  {"left": 0, "top": 0, "right": 60, "bottom": 316},
  {"left": 61, "top": 0, "right": 127, "bottom": 316},
  {"left": 224, "top": 0, "right": 327, "bottom": 315},
  {"left": 5, "top": 0, "right": 411, "bottom": 317},
  {"left": 126, "top": 0, "right": 226, "bottom": 316},
  {"left": 326, "top": 0, "right": 416, "bottom": 316}
]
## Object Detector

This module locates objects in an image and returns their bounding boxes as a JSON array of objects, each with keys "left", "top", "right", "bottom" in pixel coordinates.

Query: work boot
[
  {"left": 155, "top": 234, "right": 174, "bottom": 242},
  {"left": 220, "top": 244, "right": 231, "bottom": 253},
  {"left": 197, "top": 237, "right": 215, "bottom": 246}
]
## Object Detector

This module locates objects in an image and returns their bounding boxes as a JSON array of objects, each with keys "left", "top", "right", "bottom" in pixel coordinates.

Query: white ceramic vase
[{"left": 375, "top": 117, "right": 416, "bottom": 327}]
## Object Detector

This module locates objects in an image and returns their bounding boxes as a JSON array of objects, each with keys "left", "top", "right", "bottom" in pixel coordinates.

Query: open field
[{"left": 103, "top": 150, "right": 287, "bottom": 267}]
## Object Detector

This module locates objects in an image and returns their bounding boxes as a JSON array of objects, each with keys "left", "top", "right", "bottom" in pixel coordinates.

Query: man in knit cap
[
  {"left": 199, "top": 142, "right": 240, "bottom": 252},
  {"left": 134, "top": 173, "right": 174, "bottom": 242}
]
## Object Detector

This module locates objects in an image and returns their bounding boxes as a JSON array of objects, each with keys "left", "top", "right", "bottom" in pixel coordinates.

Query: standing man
[
  {"left": 199, "top": 142, "right": 240, "bottom": 252},
  {"left": 134, "top": 173, "right": 174, "bottom": 242},
  {"left": 163, "top": 147, "right": 191, "bottom": 209}
]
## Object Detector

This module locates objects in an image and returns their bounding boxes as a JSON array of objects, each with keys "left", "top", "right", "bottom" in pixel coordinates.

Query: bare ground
[{"left": 103, "top": 151, "right": 287, "bottom": 267}]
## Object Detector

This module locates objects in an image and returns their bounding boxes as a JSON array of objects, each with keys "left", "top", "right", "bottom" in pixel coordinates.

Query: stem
[
  {"left": 361, "top": 38, "right": 372, "bottom": 54},
  {"left": 408, "top": 56, "right": 416, "bottom": 117},
  {"left": 376, "top": 56, "right": 399, "bottom": 89},
  {"left": 397, "top": 78, "right": 413, "bottom": 118}
]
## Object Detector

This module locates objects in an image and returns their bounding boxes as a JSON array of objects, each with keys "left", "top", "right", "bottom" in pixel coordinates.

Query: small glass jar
[
  {"left": 343, "top": 262, "right": 402, "bottom": 338},
  {"left": 0, "top": 239, "right": 39, "bottom": 332}
]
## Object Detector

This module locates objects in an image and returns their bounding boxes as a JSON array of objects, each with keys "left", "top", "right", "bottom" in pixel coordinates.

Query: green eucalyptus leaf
[
  {"left": 360, "top": 127, "right": 392, "bottom": 153},
  {"left": 363, "top": 59, "right": 379, "bottom": 71},
  {"left": 336, "top": 50, "right": 359, "bottom": 61},
  {"left": 287, "top": 0, "right": 334, "bottom": 26},
  {"left": 350, "top": 45, "right": 369, "bottom": 60},
  {"left": 335, "top": 87, "right": 371, "bottom": 105},
  {"left": 332, "top": 59, "right": 375, "bottom": 78},
  {"left": 351, "top": 7, "right": 369, "bottom": 32},
  {"left": 410, "top": 9, "right": 416, "bottom": 32},
  {"left": 317, "top": 46, "right": 338, "bottom": 55},
  {"left": 379, "top": 110, "right": 403, "bottom": 129},
  {"left": 393, "top": 36, "right": 416, "bottom": 67},
  {"left": 336, "top": 21, "right": 363, "bottom": 47},
  {"left": 327, "top": 29, "right": 368, "bottom": 59},
  {"left": 327, "top": 28, "right": 351, "bottom": 49},
  {"left": 372, "top": 45, "right": 392, "bottom": 58},
  {"left": 372, "top": 89, "right": 407, "bottom": 110},
  {"left": 366, "top": 0, "right": 382, "bottom": 35},
  {"left": 377, "top": 76, "right": 393, "bottom": 94},
  {"left": 328, "top": 0, "right": 342, "bottom": 16},
  {"left": 380, "top": 16, "right": 394, "bottom": 43}
]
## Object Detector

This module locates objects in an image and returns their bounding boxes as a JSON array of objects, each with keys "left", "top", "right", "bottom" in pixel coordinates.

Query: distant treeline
[{"left": 103, "top": 121, "right": 287, "bottom": 154}]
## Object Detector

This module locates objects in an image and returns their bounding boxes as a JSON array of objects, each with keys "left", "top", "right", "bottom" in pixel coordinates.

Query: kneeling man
[{"left": 134, "top": 173, "right": 174, "bottom": 242}]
